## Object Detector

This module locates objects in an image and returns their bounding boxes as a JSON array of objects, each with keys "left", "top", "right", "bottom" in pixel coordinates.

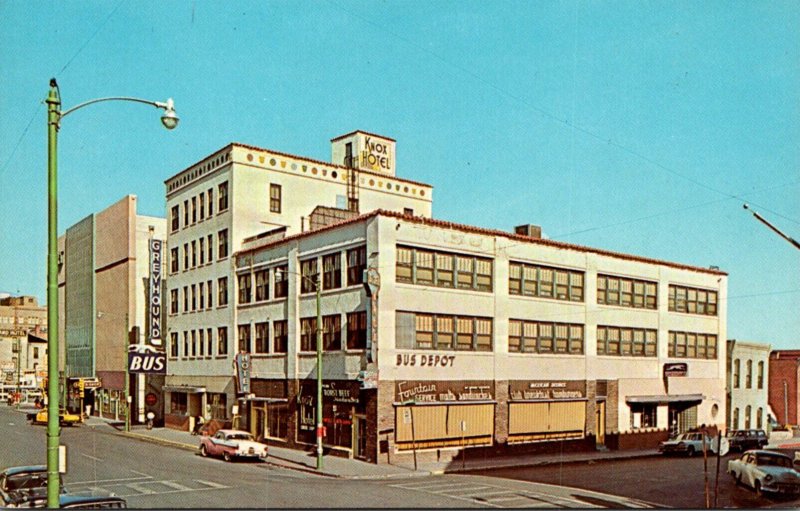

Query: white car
[
  {"left": 727, "top": 450, "right": 800, "bottom": 497},
  {"left": 658, "top": 432, "right": 717, "bottom": 457},
  {"left": 199, "top": 429, "right": 268, "bottom": 462}
]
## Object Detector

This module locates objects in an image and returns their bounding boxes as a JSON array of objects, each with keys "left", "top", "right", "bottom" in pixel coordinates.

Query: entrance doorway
[
  {"left": 353, "top": 415, "right": 368, "bottom": 460},
  {"left": 595, "top": 400, "right": 606, "bottom": 447}
]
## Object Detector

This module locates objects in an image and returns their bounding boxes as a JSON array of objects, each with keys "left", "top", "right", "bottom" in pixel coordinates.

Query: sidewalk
[{"left": 83, "top": 415, "right": 660, "bottom": 479}]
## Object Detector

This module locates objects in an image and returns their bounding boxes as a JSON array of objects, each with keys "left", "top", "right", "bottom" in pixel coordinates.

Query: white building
[
  {"left": 727, "top": 340, "right": 771, "bottom": 430},
  {"left": 162, "top": 131, "right": 727, "bottom": 463}
]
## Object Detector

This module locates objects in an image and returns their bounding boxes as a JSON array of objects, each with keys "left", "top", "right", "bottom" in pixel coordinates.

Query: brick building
[{"left": 768, "top": 350, "right": 800, "bottom": 426}]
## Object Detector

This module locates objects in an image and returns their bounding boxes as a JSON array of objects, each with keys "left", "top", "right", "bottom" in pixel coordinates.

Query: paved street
[
  {"left": 466, "top": 451, "right": 800, "bottom": 509},
  {"left": 2, "top": 405, "right": 659, "bottom": 508}
]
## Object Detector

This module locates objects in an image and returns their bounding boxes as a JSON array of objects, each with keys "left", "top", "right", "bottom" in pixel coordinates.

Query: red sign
[{"left": 145, "top": 393, "right": 158, "bottom": 406}]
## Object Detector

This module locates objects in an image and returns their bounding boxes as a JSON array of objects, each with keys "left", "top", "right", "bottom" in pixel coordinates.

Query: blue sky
[{"left": 1, "top": 1, "right": 797, "bottom": 349}]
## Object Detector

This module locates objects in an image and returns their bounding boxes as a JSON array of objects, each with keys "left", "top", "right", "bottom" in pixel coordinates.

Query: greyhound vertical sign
[{"left": 149, "top": 239, "right": 163, "bottom": 347}]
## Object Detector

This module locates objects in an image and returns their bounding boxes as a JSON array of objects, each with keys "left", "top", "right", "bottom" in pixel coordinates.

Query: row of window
[
  {"left": 297, "top": 246, "right": 366, "bottom": 294},
  {"left": 667, "top": 331, "right": 718, "bottom": 359},
  {"left": 168, "top": 312, "right": 368, "bottom": 358},
  {"left": 170, "top": 230, "right": 229, "bottom": 273},
  {"left": 396, "top": 312, "right": 716, "bottom": 359},
  {"left": 237, "top": 265, "right": 288, "bottom": 303},
  {"left": 731, "top": 406, "right": 766, "bottom": 430},
  {"left": 170, "top": 277, "right": 229, "bottom": 314},
  {"left": 394, "top": 248, "right": 717, "bottom": 316},
  {"left": 170, "top": 181, "right": 227, "bottom": 232},
  {"left": 732, "top": 359, "right": 765, "bottom": 389},
  {"left": 668, "top": 285, "right": 718, "bottom": 316},
  {"left": 396, "top": 246, "right": 493, "bottom": 292}
]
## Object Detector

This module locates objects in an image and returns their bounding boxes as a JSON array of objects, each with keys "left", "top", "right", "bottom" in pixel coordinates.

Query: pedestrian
[{"left": 192, "top": 415, "right": 205, "bottom": 436}]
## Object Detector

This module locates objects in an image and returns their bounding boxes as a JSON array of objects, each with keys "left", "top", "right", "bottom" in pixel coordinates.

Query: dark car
[
  {"left": 729, "top": 429, "right": 768, "bottom": 452},
  {"left": 59, "top": 495, "right": 127, "bottom": 509},
  {"left": 0, "top": 465, "right": 62, "bottom": 508}
]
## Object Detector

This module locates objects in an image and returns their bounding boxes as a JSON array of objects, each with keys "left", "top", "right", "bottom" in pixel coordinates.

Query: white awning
[
  {"left": 625, "top": 394, "right": 703, "bottom": 404},
  {"left": 163, "top": 385, "right": 207, "bottom": 394}
]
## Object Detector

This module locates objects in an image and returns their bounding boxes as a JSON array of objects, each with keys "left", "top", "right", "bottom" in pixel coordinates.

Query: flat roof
[{"left": 236, "top": 209, "right": 728, "bottom": 276}]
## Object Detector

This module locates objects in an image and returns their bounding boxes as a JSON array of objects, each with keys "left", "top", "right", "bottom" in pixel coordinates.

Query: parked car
[
  {"left": 728, "top": 449, "right": 800, "bottom": 497},
  {"left": 0, "top": 465, "right": 62, "bottom": 508},
  {"left": 658, "top": 432, "right": 717, "bottom": 457},
  {"left": 728, "top": 429, "right": 768, "bottom": 452},
  {"left": 27, "top": 409, "right": 81, "bottom": 427},
  {"left": 199, "top": 429, "right": 268, "bottom": 462},
  {"left": 58, "top": 495, "right": 127, "bottom": 509}
]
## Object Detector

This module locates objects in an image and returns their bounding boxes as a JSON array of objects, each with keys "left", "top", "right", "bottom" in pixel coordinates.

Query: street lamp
[
  {"left": 277, "top": 268, "right": 324, "bottom": 470},
  {"left": 45, "top": 78, "right": 177, "bottom": 507}
]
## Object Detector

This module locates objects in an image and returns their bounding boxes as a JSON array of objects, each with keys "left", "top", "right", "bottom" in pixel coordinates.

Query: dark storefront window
[
  {"left": 170, "top": 393, "right": 187, "bottom": 415},
  {"left": 209, "top": 393, "right": 227, "bottom": 420},
  {"left": 267, "top": 404, "right": 289, "bottom": 440}
]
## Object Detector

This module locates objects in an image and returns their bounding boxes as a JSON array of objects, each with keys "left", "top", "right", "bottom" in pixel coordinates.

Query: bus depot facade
[{"left": 163, "top": 133, "right": 727, "bottom": 463}]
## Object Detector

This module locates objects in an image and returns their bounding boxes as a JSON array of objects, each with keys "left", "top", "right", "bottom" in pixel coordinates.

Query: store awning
[
  {"left": 625, "top": 394, "right": 703, "bottom": 405},
  {"left": 163, "top": 385, "right": 206, "bottom": 394},
  {"left": 238, "top": 396, "right": 288, "bottom": 403}
]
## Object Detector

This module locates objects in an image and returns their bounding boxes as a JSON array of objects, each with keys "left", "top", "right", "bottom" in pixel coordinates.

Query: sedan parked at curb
[
  {"left": 727, "top": 450, "right": 800, "bottom": 497},
  {"left": 199, "top": 429, "right": 268, "bottom": 462},
  {"left": 658, "top": 432, "right": 717, "bottom": 457},
  {"left": 728, "top": 429, "right": 768, "bottom": 452}
]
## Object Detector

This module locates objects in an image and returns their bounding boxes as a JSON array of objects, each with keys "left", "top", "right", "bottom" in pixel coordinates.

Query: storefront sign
[
  {"left": 359, "top": 135, "right": 393, "bottom": 173},
  {"left": 509, "top": 380, "right": 586, "bottom": 401},
  {"left": 148, "top": 239, "right": 163, "bottom": 346},
  {"left": 128, "top": 345, "right": 166, "bottom": 374},
  {"left": 363, "top": 267, "right": 380, "bottom": 364},
  {"left": 357, "top": 370, "right": 378, "bottom": 390},
  {"left": 395, "top": 380, "right": 494, "bottom": 403},
  {"left": 234, "top": 353, "right": 251, "bottom": 394},
  {"left": 663, "top": 362, "right": 688, "bottom": 377},
  {"left": 82, "top": 378, "right": 101, "bottom": 389},
  {"left": 0, "top": 329, "right": 26, "bottom": 337},
  {"left": 396, "top": 353, "right": 456, "bottom": 367}
]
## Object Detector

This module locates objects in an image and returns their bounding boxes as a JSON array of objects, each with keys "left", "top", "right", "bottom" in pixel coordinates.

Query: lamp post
[
  {"left": 45, "top": 78, "right": 177, "bottom": 508},
  {"left": 278, "top": 268, "right": 323, "bottom": 470}
]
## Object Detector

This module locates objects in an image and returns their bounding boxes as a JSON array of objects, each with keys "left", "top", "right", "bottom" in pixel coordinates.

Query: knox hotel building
[{"left": 163, "top": 131, "right": 727, "bottom": 463}]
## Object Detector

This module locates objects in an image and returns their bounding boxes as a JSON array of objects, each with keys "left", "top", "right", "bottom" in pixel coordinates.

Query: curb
[{"left": 119, "top": 431, "right": 198, "bottom": 453}]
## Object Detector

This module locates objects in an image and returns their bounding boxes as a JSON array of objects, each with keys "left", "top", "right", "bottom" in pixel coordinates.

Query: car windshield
[
  {"left": 228, "top": 433, "right": 253, "bottom": 441},
  {"left": 757, "top": 454, "right": 792, "bottom": 468},
  {"left": 6, "top": 473, "right": 47, "bottom": 491}
]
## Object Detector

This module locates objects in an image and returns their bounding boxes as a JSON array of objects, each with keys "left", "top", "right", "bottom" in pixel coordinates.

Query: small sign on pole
[{"left": 58, "top": 445, "right": 67, "bottom": 474}]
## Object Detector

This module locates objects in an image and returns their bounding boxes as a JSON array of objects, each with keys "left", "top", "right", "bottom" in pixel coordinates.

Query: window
[
  {"left": 183, "top": 243, "right": 189, "bottom": 270},
  {"left": 509, "top": 262, "right": 584, "bottom": 302},
  {"left": 199, "top": 191, "right": 205, "bottom": 220},
  {"left": 322, "top": 253, "right": 342, "bottom": 290},
  {"left": 238, "top": 273, "right": 252, "bottom": 304},
  {"left": 170, "top": 289, "right": 178, "bottom": 314},
  {"left": 206, "top": 328, "right": 213, "bottom": 356},
  {"left": 255, "top": 322, "right": 269, "bottom": 353},
  {"left": 757, "top": 361, "right": 764, "bottom": 389},
  {"left": 398, "top": 312, "right": 493, "bottom": 352},
  {"left": 170, "top": 205, "right": 179, "bottom": 232},
  {"left": 630, "top": 403, "right": 657, "bottom": 429},
  {"left": 207, "top": 280, "right": 213, "bottom": 308},
  {"left": 270, "top": 183, "right": 281, "bottom": 213},
  {"left": 273, "top": 320, "right": 288, "bottom": 353},
  {"left": 300, "top": 317, "right": 317, "bottom": 352},
  {"left": 668, "top": 285, "right": 718, "bottom": 316},
  {"left": 346, "top": 311, "right": 367, "bottom": 350},
  {"left": 207, "top": 188, "right": 214, "bottom": 215},
  {"left": 170, "top": 393, "right": 187, "bottom": 415},
  {"left": 255, "top": 269, "right": 269, "bottom": 301},
  {"left": 170, "top": 247, "right": 178, "bottom": 273},
  {"left": 191, "top": 330, "right": 197, "bottom": 357},
  {"left": 170, "top": 332, "right": 178, "bottom": 357},
  {"left": 183, "top": 332, "right": 189, "bottom": 358},
  {"left": 745, "top": 405, "right": 751, "bottom": 429},
  {"left": 191, "top": 197, "right": 197, "bottom": 223},
  {"left": 300, "top": 258, "right": 318, "bottom": 293},
  {"left": 217, "top": 327, "right": 228, "bottom": 355},
  {"left": 199, "top": 238, "right": 205, "bottom": 265},
  {"left": 218, "top": 277, "right": 228, "bottom": 306},
  {"left": 597, "top": 274, "right": 657, "bottom": 310},
  {"left": 347, "top": 246, "right": 366, "bottom": 286},
  {"left": 274, "top": 265, "right": 288, "bottom": 298},
  {"left": 198, "top": 329, "right": 205, "bottom": 356},
  {"left": 323, "top": 314, "right": 341, "bottom": 351},
  {"left": 668, "top": 331, "right": 717, "bottom": 359},
  {"left": 757, "top": 408, "right": 763, "bottom": 429},
  {"left": 733, "top": 359, "right": 740, "bottom": 388},
  {"left": 596, "top": 326, "right": 655, "bottom": 357},
  {"left": 191, "top": 284, "right": 196, "bottom": 311},
  {"left": 218, "top": 229, "right": 229, "bottom": 259},
  {"left": 733, "top": 408, "right": 739, "bottom": 429},
  {"left": 746, "top": 360, "right": 753, "bottom": 389},
  {"left": 218, "top": 181, "right": 228, "bottom": 211},
  {"left": 182, "top": 286, "right": 188, "bottom": 312},
  {"left": 396, "top": 245, "right": 493, "bottom": 292},
  {"left": 191, "top": 240, "right": 197, "bottom": 267},
  {"left": 207, "top": 234, "right": 214, "bottom": 261},
  {"left": 183, "top": 199, "right": 189, "bottom": 226},
  {"left": 238, "top": 324, "right": 251, "bottom": 353}
]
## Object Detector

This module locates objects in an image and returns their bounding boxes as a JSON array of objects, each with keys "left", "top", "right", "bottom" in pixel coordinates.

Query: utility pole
[{"left": 743, "top": 204, "right": 800, "bottom": 250}]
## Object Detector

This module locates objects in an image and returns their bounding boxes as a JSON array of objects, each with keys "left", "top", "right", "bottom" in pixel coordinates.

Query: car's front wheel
[
  {"left": 223, "top": 451, "right": 232, "bottom": 462},
  {"left": 200, "top": 445, "right": 208, "bottom": 457},
  {"left": 754, "top": 480, "right": 763, "bottom": 497},
  {"left": 686, "top": 446, "right": 695, "bottom": 457}
]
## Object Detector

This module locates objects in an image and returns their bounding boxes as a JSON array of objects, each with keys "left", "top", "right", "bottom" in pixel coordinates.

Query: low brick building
[{"left": 769, "top": 350, "right": 800, "bottom": 426}]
